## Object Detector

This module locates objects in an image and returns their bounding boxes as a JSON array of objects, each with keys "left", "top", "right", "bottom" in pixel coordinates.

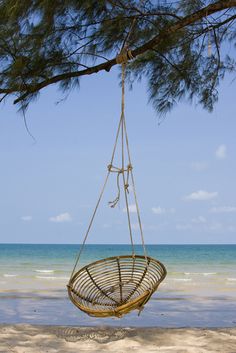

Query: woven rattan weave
[{"left": 67, "top": 255, "right": 166, "bottom": 317}]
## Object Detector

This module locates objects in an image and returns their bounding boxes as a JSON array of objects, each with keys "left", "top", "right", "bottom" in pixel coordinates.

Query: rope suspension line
[
  {"left": 70, "top": 60, "right": 144, "bottom": 277},
  {"left": 67, "top": 6, "right": 166, "bottom": 317}
]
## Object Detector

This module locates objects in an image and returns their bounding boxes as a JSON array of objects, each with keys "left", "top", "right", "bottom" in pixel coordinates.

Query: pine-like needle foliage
[{"left": 0, "top": 0, "right": 235, "bottom": 113}]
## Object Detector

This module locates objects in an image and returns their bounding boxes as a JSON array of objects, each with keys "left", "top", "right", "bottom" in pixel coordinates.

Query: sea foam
[
  {"left": 35, "top": 270, "right": 54, "bottom": 273},
  {"left": 184, "top": 272, "right": 216, "bottom": 276},
  {"left": 36, "top": 276, "right": 69, "bottom": 280},
  {"left": 203, "top": 272, "right": 217, "bottom": 276}
]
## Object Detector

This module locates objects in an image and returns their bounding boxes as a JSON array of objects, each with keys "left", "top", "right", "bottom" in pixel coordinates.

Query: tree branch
[
  {"left": 1, "top": 0, "right": 235, "bottom": 104},
  {"left": 0, "top": 93, "right": 9, "bottom": 102}
]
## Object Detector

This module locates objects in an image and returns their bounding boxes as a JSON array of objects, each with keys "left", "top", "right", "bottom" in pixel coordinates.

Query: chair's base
[
  {"left": 67, "top": 254, "right": 167, "bottom": 318},
  {"left": 67, "top": 286, "right": 154, "bottom": 317}
]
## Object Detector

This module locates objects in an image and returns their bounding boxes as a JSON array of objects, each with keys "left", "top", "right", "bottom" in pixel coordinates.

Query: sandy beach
[{"left": 0, "top": 324, "right": 235, "bottom": 353}]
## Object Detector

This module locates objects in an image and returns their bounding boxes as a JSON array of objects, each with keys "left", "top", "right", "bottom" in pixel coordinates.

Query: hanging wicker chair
[
  {"left": 67, "top": 61, "right": 167, "bottom": 318},
  {"left": 67, "top": 255, "right": 166, "bottom": 317}
]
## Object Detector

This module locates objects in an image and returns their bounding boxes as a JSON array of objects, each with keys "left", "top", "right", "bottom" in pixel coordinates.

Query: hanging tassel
[{"left": 108, "top": 171, "right": 122, "bottom": 208}]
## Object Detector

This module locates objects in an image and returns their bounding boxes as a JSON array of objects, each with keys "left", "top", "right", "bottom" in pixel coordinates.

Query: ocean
[{"left": 0, "top": 244, "right": 235, "bottom": 327}]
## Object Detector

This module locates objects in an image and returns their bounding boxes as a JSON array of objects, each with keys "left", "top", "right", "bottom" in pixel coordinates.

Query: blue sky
[{"left": 0, "top": 66, "right": 235, "bottom": 244}]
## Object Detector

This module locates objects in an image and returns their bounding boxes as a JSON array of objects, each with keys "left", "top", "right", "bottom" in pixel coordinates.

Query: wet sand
[{"left": 0, "top": 324, "right": 236, "bottom": 353}]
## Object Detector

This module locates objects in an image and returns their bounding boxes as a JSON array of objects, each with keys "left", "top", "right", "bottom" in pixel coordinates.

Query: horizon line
[{"left": 0, "top": 242, "right": 236, "bottom": 246}]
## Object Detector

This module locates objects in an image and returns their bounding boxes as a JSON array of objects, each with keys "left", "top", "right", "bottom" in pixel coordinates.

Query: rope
[
  {"left": 116, "top": 49, "right": 134, "bottom": 64},
  {"left": 205, "top": 9, "right": 213, "bottom": 57},
  {"left": 107, "top": 62, "right": 148, "bottom": 260},
  {"left": 70, "top": 4, "right": 149, "bottom": 277},
  {"left": 108, "top": 171, "right": 121, "bottom": 208},
  {"left": 120, "top": 63, "right": 135, "bottom": 255}
]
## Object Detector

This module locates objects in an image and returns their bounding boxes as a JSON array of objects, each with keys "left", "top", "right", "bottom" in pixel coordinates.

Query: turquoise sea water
[{"left": 0, "top": 244, "right": 236, "bottom": 327}]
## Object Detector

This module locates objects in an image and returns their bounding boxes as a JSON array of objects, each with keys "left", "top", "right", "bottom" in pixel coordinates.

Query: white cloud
[
  {"left": 49, "top": 212, "right": 72, "bottom": 223},
  {"left": 192, "top": 216, "right": 207, "bottom": 224},
  {"left": 123, "top": 204, "right": 137, "bottom": 213},
  {"left": 215, "top": 144, "right": 227, "bottom": 160},
  {"left": 21, "top": 216, "right": 32, "bottom": 222},
  {"left": 185, "top": 190, "right": 218, "bottom": 201},
  {"left": 210, "top": 206, "right": 236, "bottom": 213},
  {"left": 152, "top": 207, "right": 175, "bottom": 215},
  {"left": 191, "top": 162, "right": 208, "bottom": 172}
]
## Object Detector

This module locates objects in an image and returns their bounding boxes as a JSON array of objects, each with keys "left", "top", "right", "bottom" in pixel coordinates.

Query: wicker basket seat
[{"left": 67, "top": 254, "right": 166, "bottom": 317}]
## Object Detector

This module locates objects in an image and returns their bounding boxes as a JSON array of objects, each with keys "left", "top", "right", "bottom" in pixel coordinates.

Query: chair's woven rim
[{"left": 67, "top": 254, "right": 167, "bottom": 317}]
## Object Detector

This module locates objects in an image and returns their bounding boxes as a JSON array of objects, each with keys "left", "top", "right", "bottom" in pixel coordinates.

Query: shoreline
[
  {"left": 1, "top": 290, "right": 236, "bottom": 328},
  {"left": 0, "top": 324, "right": 236, "bottom": 353}
]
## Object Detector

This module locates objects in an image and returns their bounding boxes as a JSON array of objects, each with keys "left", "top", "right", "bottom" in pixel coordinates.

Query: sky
[{"left": 0, "top": 65, "right": 235, "bottom": 244}]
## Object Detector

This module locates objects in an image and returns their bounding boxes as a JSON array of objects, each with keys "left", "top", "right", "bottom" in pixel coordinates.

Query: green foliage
[{"left": 0, "top": 0, "right": 235, "bottom": 113}]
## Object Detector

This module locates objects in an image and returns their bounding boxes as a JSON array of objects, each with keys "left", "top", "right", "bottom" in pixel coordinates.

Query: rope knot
[{"left": 116, "top": 49, "right": 134, "bottom": 64}]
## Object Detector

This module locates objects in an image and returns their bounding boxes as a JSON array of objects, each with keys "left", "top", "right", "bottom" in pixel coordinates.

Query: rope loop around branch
[{"left": 116, "top": 49, "right": 134, "bottom": 64}]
